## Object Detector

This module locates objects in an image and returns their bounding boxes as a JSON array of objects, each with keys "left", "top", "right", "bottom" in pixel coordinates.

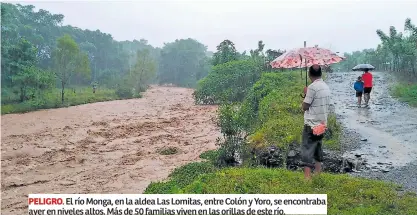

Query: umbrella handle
[{"left": 300, "top": 87, "right": 307, "bottom": 98}]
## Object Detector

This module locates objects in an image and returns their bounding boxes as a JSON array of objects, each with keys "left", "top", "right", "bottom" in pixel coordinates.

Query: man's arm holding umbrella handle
[
  {"left": 301, "top": 87, "right": 314, "bottom": 111},
  {"left": 300, "top": 86, "right": 308, "bottom": 98}
]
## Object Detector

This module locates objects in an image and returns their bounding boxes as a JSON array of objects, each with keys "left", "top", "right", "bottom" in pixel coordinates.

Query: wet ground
[
  {"left": 1, "top": 85, "right": 221, "bottom": 214},
  {"left": 327, "top": 71, "right": 417, "bottom": 192}
]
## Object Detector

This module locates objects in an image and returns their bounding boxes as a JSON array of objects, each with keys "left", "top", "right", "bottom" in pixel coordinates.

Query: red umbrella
[
  {"left": 270, "top": 47, "right": 344, "bottom": 68},
  {"left": 270, "top": 47, "right": 345, "bottom": 86}
]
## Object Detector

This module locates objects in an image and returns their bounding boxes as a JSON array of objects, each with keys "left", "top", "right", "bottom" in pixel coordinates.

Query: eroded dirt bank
[{"left": 1, "top": 86, "right": 220, "bottom": 214}]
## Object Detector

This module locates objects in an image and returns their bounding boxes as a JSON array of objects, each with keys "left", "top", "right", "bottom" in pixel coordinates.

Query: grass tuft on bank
[{"left": 391, "top": 83, "right": 417, "bottom": 107}]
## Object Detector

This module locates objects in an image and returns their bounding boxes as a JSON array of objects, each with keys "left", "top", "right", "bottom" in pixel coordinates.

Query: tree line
[
  {"left": 1, "top": 3, "right": 285, "bottom": 110},
  {"left": 0, "top": 4, "right": 188, "bottom": 106},
  {"left": 336, "top": 18, "right": 417, "bottom": 79}
]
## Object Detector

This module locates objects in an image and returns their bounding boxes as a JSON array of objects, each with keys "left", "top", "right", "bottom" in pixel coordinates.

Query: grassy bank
[
  {"left": 391, "top": 83, "right": 417, "bottom": 107},
  {"left": 387, "top": 72, "right": 417, "bottom": 107},
  {"left": 146, "top": 154, "right": 417, "bottom": 215},
  {"left": 1, "top": 87, "right": 136, "bottom": 114}
]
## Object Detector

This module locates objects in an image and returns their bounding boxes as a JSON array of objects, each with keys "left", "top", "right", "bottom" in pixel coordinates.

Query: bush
[
  {"left": 144, "top": 162, "right": 217, "bottom": 194},
  {"left": 115, "top": 85, "right": 134, "bottom": 99},
  {"left": 217, "top": 104, "right": 244, "bottom": 137},
  {"left": 238, "top": 72, "right": 300, "bottom": 132},
  {"left": 194, "top": 60, "right": 261, "bottom": 104},
  {"left": 199, "top": 150, "right": 219, "bottom": 163}
]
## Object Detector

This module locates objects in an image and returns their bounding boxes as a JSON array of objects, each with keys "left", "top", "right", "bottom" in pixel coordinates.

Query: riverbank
[
  {"left": 382, "top": 71, "right": 417, "bottom": 107},
  {"left": 1, "top": 87, "right": 137, "bottom": 115}
]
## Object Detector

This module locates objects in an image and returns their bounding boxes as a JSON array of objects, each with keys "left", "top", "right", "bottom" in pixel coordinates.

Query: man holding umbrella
[
  {"left": 352, "top": 64, "right": 375, "bottom": 106},
  {"left": 270, "top": 46, "right": 342, "bottom": 180},
  {"left": 362, "top": 68, "right": 373, "bottom": 106},
  {"left": 301, "top": 64, "right": 331, "bottom": 180}
]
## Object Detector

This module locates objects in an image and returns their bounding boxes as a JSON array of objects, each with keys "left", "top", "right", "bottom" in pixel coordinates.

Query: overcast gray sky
[{"left": 12, "top": 0, "right": 417, "bottom": 53}]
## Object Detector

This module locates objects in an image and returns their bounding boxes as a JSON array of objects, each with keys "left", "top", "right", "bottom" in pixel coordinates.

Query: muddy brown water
[
  {"left": 1, "top": 86, "right": 221, "bottom": 214},
  {"left": 327, "top": 71, "right": 417, "bottom": 170}
]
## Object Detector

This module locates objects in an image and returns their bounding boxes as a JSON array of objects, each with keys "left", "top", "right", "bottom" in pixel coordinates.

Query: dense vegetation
[
  {"left": 336, "top": 18, "right": 417, "bottom": 106},
  {"left": 0, "top": 3, "right": 211, "bottom": 114}
]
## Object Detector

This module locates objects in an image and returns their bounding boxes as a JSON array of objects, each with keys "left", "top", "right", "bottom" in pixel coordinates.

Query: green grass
[
  {"left": 144, "top": 161, "right": 217, "bottom": 194},
  {"left": 199, "top": 150, "right": 219, "bottom": 162},
  {"left": 324, "top": 113, "right": 342, "bottom": 150},
  {"left": 243, "top": 71, "right": 341, "bottom": 152},
  {"left": 391, "top": 83, "right": 417, "bottom": 107},
  {"left": 1, "top": 87, "right": 138, "bottom": 114},
  {"left": 146, "top": 163, "right": 417, "bottom": 215}
]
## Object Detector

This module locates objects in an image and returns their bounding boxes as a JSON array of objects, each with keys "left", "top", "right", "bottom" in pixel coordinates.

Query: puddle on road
[{"left": 327, "top": 71, "right": 417, "bottom": 169}]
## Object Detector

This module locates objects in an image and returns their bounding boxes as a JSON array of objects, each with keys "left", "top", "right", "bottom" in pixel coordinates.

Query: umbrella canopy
[
  {"left": 270, "top": 47, "right": 344, "bottom": 69},
  {"left": 352, "top": 64, "right": 375, "bottom": 71}
]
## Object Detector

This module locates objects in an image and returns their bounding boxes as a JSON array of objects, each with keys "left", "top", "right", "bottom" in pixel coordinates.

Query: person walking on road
[
  {"left": 354, "top": 76, "right": 364, "bottom": 106},
  {"left": 301, "top": 64, "right": 331, "bottom": 180},
  {"left": 362, "top": 69, "right": 373, "bottom": 106}
]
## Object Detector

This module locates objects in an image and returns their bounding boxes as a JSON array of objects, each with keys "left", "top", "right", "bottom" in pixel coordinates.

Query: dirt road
[
  {"left": 327, "top": 71, "right": 417, "bottom": 192},
  {"left": 1, "top": 86, "right": 220, "bottom": 214}
]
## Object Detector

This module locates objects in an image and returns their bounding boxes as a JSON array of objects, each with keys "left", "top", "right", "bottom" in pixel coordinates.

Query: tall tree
[
  {"left": 12, "top": 66, "right": 55, "bottom": 102},
  {"left": 212, "top": 40, "right": 239, "bottom": 66},
  {"left": 131, "top": 49, "right": 156, "bottom": 93},
  {"left": 158, "top": 39, "right": 209, "bottom": 87},
  {"left": 336, "top": 18, "right": 417, "bottom": 77},
  {"left": 7, "top": 38, "right": 38, "bottom": 101},
  {"left": 52, "top": 34, "right": 91, "bottom": 103}
]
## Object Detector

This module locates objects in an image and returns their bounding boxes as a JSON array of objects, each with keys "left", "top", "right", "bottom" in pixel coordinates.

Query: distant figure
[
  {"left": 353, "top": 76, "right": 364, "bottom": 106},
  {"left": 361, "top": 69, "right": 373, "bottom": 106},
  {"left": 301, "top": 64, "right": 331, "bottom": 180},
  {"left": 92, "top": 83, "right": 97, "bottom": 94}
]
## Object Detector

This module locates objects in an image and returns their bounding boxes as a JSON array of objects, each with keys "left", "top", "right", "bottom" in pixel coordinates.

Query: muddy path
[
  {"left": 1, "top": 86, "right": 221, "bottom": 214},
  {"left": 327, "top": 71, "right": 417, "bottom": 192}
]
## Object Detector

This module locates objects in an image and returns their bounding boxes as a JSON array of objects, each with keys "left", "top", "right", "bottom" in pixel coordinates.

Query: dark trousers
[{"left": 300, "top": 125, "right": 324, "bottom": 168}]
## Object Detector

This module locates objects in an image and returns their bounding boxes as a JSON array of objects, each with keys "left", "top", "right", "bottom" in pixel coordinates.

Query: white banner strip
[{"left": 28, "top": 194, "right": 327, "bottom": 215}]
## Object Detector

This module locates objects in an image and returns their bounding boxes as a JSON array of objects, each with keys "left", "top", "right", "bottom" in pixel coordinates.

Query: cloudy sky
[{"left": 11, "top": 0, "right": 417, "bottom": 53}]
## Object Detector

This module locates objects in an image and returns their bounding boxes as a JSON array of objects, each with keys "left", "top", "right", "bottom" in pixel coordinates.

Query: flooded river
[{"left": 1, "top": 85, "right": 220, "bottom": 214}]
